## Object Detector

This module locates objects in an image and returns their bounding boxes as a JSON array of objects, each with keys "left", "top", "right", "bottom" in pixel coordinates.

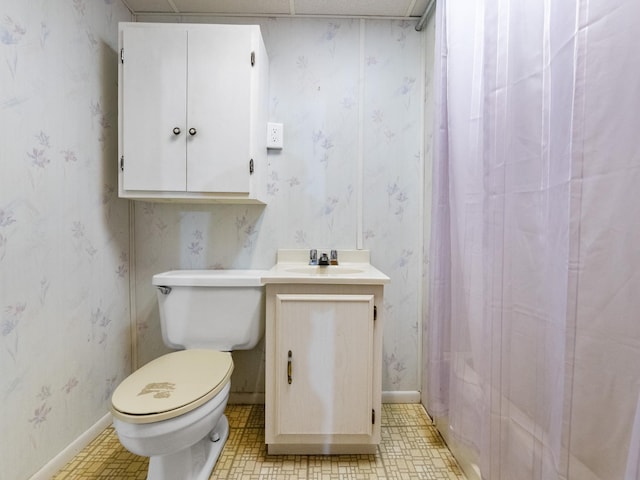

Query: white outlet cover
[{"left": 267, "top": 122, "right": 284, "bottom": 149}]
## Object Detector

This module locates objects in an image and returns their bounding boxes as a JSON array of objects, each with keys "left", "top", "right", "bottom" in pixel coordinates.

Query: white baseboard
[
  {"left": 29, "top": 390, "right": 421, "bottom": 478},
  {"left": 228, "top": 392, "right": 265, "bottom": 404},
  {"left": 382, "top": 390, "right": 421, "bottom": 403},
  {"left": 229, "top": 391, "right": 420, "bottom": 405},
  {"left": 29, "top": 413, "right": 112, "bottom": 480}
]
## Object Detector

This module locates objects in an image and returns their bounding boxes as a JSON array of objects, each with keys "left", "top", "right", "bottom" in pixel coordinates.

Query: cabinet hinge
[
  {"left": 373, "top": 305, "right": 377, "bottom": 321},
  {"left": 372, "top": 409, "right": 376, "bottom": 425},
  {"left": 120, "top": 48, "right": 124, "bottom": 64},
  {"left": 249, "top": 158, "right": 254, "bottom": 174},
  {"left": 120, "top": 155, "right": 124, "bottom": 171},
  {"left": 250, "top": 51, "right": 255, "bottom": 67}
]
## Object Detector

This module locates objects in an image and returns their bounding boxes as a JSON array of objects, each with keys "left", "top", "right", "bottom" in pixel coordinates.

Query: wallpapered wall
[
  {"left": 134, "top": 15, "right": 429, "bottom": 397},
  {"left": 0, "top": 2, "right": 430, "bottom": 477},
  {"left": 0, "top": 1, "right": 132, "bottom": 478}
]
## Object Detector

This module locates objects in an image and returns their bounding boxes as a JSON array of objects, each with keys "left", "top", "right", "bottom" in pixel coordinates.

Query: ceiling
[{"left": 121, "top": 0, "right": 431, "bottom": 18}]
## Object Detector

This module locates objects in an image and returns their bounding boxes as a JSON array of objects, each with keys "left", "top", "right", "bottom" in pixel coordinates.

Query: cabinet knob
[
  {"left": 173, "top": 127, "right": 181, "bottom": 135},
  {"left": 188, "top": 127, "right": 197, "bottom": 136},
  {"left": 287, "top": 350, "right": 293, "bottom": 384}
]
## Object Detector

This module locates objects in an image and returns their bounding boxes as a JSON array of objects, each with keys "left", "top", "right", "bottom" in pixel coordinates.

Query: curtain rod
[{"left": 415, "top": 0, "right": 436, "bottom": 31}]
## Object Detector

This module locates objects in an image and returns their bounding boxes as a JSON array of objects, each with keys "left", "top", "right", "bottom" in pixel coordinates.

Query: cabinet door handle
[
  {"left": 172, "top": 127, "right": 181, "bottom": 135},
  {"left": 188, "top": 127, "right": 197, "bottom": 136},
  {"left": 287, "top": 350, "right": 293, "bottom": 384}
]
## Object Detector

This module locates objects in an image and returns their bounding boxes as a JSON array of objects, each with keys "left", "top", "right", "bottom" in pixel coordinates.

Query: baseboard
[
  {"left": 28, "top": 391, "right": 420, "bottom": 478},
  {"left": 228, "top": 392, "right": 265, "bottom": 404},
  {"left": 229, "top": 391, "right": 420, "bottom": 405},
  {"left": 382, "top": 390, "right": 421, "bottom": 403},
  {"left": 29, "top": 413, "right": 112, "bottom": 480}
]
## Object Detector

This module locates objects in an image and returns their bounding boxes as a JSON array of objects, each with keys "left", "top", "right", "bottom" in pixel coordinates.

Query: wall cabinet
[
  {"left": 265, "top": 284, "right": 384, "bottom": 454},
  {"left": 118, "top": 23, "right": 269, "bottom": 203}
]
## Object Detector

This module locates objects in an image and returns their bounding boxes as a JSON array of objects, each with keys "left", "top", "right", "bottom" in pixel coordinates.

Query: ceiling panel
[
  {"left": 122, "top": 0, "right": 429, "bottom": 17},
  {"left": 123, "top": 0, "right": 176, "bottom": 13},
  {"left": 295, "top": 0, "right": 414, "bottom": 17},
  {"left": 173, "top": 0, "right": 291, "bottom": 15},
  {"left": 410, "top": 0, "right": 430, "bottom": 17}
]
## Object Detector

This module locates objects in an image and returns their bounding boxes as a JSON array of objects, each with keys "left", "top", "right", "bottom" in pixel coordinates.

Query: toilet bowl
[
  {"left": 112, "top": 350, "right": 232, "bottom": 480},
  {"left": 110, "top": 270, "right": 266, "bottom": 480}
]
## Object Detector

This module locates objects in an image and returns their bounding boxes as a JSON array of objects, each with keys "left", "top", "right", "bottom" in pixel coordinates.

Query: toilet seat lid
[{"left": 111, "top": 349, "right": 233, "bottom": 424}]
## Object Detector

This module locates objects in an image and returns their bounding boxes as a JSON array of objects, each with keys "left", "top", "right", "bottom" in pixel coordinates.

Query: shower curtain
[{"left": 426, "top": 0, "right": 640, "bottom": 479}]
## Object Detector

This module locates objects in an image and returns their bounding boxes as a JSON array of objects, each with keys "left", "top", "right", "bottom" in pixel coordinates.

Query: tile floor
[{"left": 53, "top": 404, "right": 465, "bottom": 479}]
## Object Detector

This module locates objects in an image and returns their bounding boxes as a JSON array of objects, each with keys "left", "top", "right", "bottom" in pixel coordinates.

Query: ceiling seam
[
  {"left": 132, "top": 12, "right": 423, "bottom": 21},
  {"left": 120, "top": 0, "right": 135, "bottom": 15},
  {"left": 406, "top": 0, "right": 419, "bottom": 17},
  {"left": 166, "top": 0, "right": 180, "bottom": 13}
]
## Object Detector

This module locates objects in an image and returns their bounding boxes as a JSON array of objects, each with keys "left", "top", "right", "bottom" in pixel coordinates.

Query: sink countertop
[{"left": 262, "top": 249, "right": 390, "bottom": 285}]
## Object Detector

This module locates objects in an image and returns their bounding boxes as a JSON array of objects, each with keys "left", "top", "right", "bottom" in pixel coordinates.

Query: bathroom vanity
[
  {"left": 117, "top": 22, "right": 269, "bottom": 203},
  {"left": 262, "top": 250, "right": 389, "bottom": 454}
]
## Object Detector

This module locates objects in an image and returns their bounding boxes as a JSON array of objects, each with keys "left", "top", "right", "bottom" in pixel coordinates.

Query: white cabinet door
[
  {"left": 118, "top": 23, "right": 268, "bottom": 202},
  {"left": 187, "top": 27, "right": 252, "bottom": 194},
  {"left": 121, "top": 27, "right": 187, "bottom": 192},
  {"left": 273, "top": 294, "right": 375, "bottom": 438}
]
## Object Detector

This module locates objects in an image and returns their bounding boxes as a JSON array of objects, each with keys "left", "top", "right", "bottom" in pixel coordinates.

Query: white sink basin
[
  {"left": 284, "top": 266, "right": 365, "bottom": 275},
  {"left": 262, "top": 250, "right": 390, "bottom": 285}
]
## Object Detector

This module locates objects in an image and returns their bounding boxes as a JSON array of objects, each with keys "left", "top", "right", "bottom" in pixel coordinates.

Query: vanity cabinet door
[{"left": 273, "top": 294, "right": 375, "bottom": 441}]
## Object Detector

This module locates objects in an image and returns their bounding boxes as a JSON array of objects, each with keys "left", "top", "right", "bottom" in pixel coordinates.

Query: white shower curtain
[{"left": 426, "top": 0, "right": 640, "bottom": 479}]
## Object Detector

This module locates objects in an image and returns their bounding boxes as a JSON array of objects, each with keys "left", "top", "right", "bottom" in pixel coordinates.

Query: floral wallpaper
[
  {"left": 0, "top": 4, "right": 429, "bottom": 477},
  {"left": 133, "top": 16, "right": 428, "bottom": 396},
  {"left": 0, "top": 1, "right": 131, "bottom": 479}
]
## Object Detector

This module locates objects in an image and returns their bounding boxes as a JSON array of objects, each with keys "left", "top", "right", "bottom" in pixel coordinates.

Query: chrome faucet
[
  {"left": 309, "top": 249, "right": 338, "bottom": 266},
  {"left": 318, "top": 252, "right": 330, "bottom": 265}
]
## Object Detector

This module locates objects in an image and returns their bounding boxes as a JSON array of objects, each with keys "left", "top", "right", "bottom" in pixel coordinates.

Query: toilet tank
[{"left": 152, "top": 270, "right": 267, "bottom": 351}]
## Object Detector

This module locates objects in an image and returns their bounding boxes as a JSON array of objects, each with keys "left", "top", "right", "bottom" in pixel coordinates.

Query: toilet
[{"left": 110, "top": 269, "right": 266, "bottom": 480}]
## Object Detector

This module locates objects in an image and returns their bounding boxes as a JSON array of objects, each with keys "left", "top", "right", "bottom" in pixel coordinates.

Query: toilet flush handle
[{"left": 157, "top": 286, "right": 172, "bottom": 295}]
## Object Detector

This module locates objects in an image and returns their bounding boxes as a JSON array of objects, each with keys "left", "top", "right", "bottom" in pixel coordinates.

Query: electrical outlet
[{"left": 267, "top": 122, "right": 284, "bottom": 149}]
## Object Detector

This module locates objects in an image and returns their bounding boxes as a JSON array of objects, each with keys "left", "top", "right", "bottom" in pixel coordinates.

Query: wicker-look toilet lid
[{"left": 111, "top": 349, "right": 233, "bottom": 424}]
